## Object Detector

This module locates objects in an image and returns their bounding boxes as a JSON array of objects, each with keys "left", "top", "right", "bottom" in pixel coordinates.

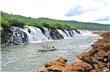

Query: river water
[{"left": 1, "top": 33, "right": 100, "bottom": 72}]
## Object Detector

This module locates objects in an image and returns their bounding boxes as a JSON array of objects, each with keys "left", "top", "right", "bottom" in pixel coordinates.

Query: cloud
[
  {"left": 65, "top": 6, "right": 85, "bottom": 16},
  {"left": 65, "top": 5, "right": 97, "bottom": 17},
  {"left": 64, "top": 0, "right": 110, "bottom": 24},
  {"left": 0, "top": 0, "right": 110, "bottom": 24},
  {"left": 0, "top": 0, "right": 76, "bottom": 18}
]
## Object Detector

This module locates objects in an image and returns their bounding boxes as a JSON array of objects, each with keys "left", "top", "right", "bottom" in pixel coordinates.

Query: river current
[{"left": 1, "top": 33, "right": 100, "bottom": 72}]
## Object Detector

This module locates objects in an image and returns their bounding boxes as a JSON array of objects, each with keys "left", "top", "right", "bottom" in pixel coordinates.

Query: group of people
[{"left": 43, "top": 43, "right": 54, "bottom": 49}]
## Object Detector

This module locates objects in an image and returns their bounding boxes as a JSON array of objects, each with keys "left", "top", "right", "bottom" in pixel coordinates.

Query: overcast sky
[{"left": 0, "top": 0, "right": 110, "bottom": 24}]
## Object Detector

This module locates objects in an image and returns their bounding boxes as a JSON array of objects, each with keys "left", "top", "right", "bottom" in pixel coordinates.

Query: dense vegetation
[
  {"left": 1, "top": 11, "right": 77, "bottom": 30},
  {"left": 1, "top": 11, "right": 110, "bottom": 31}
]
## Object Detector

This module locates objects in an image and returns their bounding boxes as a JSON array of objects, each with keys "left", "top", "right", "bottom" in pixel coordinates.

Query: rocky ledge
[{"left": 37, "top": 32, "right": 110, "bottom": 72}]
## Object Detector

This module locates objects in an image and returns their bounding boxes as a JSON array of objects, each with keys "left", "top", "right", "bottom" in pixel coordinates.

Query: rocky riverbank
[{"left": 37, "top": 32, "right": 110, "bottom": 72}]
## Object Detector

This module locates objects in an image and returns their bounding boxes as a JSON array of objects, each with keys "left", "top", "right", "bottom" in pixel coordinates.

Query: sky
[{"left": 0, "top": 0, "right": 110, "bottom": 24}]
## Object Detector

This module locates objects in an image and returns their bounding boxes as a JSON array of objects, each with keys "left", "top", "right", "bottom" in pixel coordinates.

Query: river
[{"left": 1, "top": 33, "right": 100, "bottom": 72}]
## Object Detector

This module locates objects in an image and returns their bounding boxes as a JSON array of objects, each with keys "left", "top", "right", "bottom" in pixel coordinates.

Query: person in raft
[{"left": 47, "top": 43, "right": 54, "bottom": 49}]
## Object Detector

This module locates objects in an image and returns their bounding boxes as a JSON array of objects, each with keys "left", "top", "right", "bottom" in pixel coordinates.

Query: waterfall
[
  {"left": 69, "top": 30, "right": 74, "bottom": 37},
  {"left": 57, "top": 29, "right": 68, "bottom": 39},
  {"left": 64, "top": 30, "right": 71, "bottom": 37},
  {"left": 72, "top": 30, "right": 79, "bottom": 36},
  {"left": 43, "top": 27, "right": 51, "bottom": 40},
  {"left": 5, "top": 26, "right": 80, "bottom": 45},
  {"left": 23, "top": 26, "right": 48, "bottom": 43},
  {"left": 10, "top": 26, "right": 28, "bottom": 45}
]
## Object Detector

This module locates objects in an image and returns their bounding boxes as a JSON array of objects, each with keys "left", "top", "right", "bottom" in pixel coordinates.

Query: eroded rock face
[
  {"left": 1, "top": 27, "right": 12, "bottom": 46},
  {"left": 76, "top": 52, "right": 94, "bottom": 64},
  {"left": 92, "top": 39, "right": 110, "bottom": 51},
  {"left": 62, "top": 61, "right": 92, "bottom": 72},
  {"left": 92, "top": 32, "right": 110, "bottom": 51},
  {"left": 45, "top": 57, "right": 67, "bottom": 72},
  {"left": 37, "top": 67, "right": 48, "bottom": 72},
  {"left": 75, "top": 32, "right": 110, "bottom": 72},
  {"left": 68, "top": 30, "right": 73, "bottom": 37},
  {"left": 1, "top": 26, "right": 28, "bottom": 46},
  {"left": 93, "top": 32, "right": 110, "bottom": 39},
  {"left": 50, "top": 29, "right": 64, "bottom": 39}
]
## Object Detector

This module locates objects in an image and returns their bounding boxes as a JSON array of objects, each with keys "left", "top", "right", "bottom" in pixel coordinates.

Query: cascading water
[
  {"left": 4, "top": 26, "right": 80, "bottom": 45},
  {"left": 68, "top": 30, "right": 74, "bottom": 37},
  {"left": 64, "top": 30, "right": 71, "bottom": 37},
  {"left": 23, "top": 26, "right": 48, "bottom": 43},
  {"left": 57, "top": 29, "right": 68, "bottom": 39},
  {"left": 9, "top": 26, "right": 28, "bottom": 45},
  {"left": 43, "top": 27, "right": 51, "bottom": 40},
  {"left": 72, "top": 30, "right": 79, "bottom": 36}
]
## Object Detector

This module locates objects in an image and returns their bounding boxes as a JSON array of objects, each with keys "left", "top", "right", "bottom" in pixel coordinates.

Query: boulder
[
  {"left": 45, "top": 57, "right": 67, "bottom": 72},
  {"left": 76, "top": 52, "right": 94, "bottom": 64},
  {"left": 62, "top": 61, "right": 92, "bottom": 72},
  {"left": 37, "top": 67, "right": 48, "bottom": 72},
  {"left": 50, "top": 29, "right": 64, "bottom": 39}
]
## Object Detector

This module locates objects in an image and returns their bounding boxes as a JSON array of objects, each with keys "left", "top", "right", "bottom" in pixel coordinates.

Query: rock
[
  {"left": 47, "top": 65, "right": 64, "bottom": 71},
  {"left": 96, "top": 50, "right": 108, "bottom": 57},
  {"left": 56, "top": 57, "right": 67, "bottom": 63},
  {"left": 89, "top": 49, "right": 99, "bottom": 56},
  {"left": 37, "top": 67, "right": 48, "bottom": 72},
  {"left": 90, "top": 69, "right": 97, "bottom": 72},
  {"left": 103, "top": 67, "right": 109, "bottom": 72},
  {"left": 76, "top": 52, "right": 95, "bottom": 64},
  {"left": 92, "top": 32, "right": 110, "bottom": 51},
  {"left": 50, "top": 29, "right": 64, "bottom": 39},
  {"left": 75, "top": 30, "right": 81, "bottom": 34},
  {"left": 68, "top": 30, "right": 73, "bottom": 37},
  {"left": 45, "top": 57, "right": 67, "bottom": 72},
  {"left": 1, "top": 26, "right": 28, "bottom": 46},
  {"left": 62, "top": 29, "right": 69, "bottom": 37},
  {"left": 62, "top": 61, "right": 92, "bottom": 72},
  {"left": 92, "top": 40, "right": 110, "bottom": 51},
  {"left": 93, "top": 32, "right": 110, "bottom": 38}
]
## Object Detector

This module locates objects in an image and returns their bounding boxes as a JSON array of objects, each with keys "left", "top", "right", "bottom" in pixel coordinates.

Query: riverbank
[{"left": 37, "top": 32, "right": 110, "bottom": 72}]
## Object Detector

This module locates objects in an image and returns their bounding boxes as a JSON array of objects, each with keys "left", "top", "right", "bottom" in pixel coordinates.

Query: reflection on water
[{"left": 1, "top": 34, "right": 100, "bottom": 72}]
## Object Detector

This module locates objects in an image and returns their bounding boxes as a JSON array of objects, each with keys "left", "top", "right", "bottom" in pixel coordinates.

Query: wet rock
[
  {"left": 75, "top": 30, "right": 81, "bottom": 34},
  {"left": 1, "top": 27, "right": 12, "bottom": 46},
  {"left": 1, "top": 26, "right": 28, "bottom": 46},
  {"left": 50, "top": 29, "right": 64, "bottom": 39},
  {"left": 68, "top": 30, "right": 73, "bottom": 37},
  {"left": 62, "top": 29, "right": 69, "bottom": 37}
]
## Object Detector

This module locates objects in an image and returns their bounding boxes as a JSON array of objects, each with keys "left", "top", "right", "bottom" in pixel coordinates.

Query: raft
[{"left": 38, "top": 48, "right": 56, "bottom": 52}]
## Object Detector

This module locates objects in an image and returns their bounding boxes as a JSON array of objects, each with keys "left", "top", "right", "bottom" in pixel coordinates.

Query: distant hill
[
  {"left": 37, "top": 18, "right": 110, "bottom": 31},
  {"left": 1, "top": 11, "right": 110, "bottom": 31}
]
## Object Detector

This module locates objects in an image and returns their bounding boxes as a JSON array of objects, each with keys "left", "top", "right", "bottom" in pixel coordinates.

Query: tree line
[{"left": 1, "top": 11, "right": 110, "bottom": 31}]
